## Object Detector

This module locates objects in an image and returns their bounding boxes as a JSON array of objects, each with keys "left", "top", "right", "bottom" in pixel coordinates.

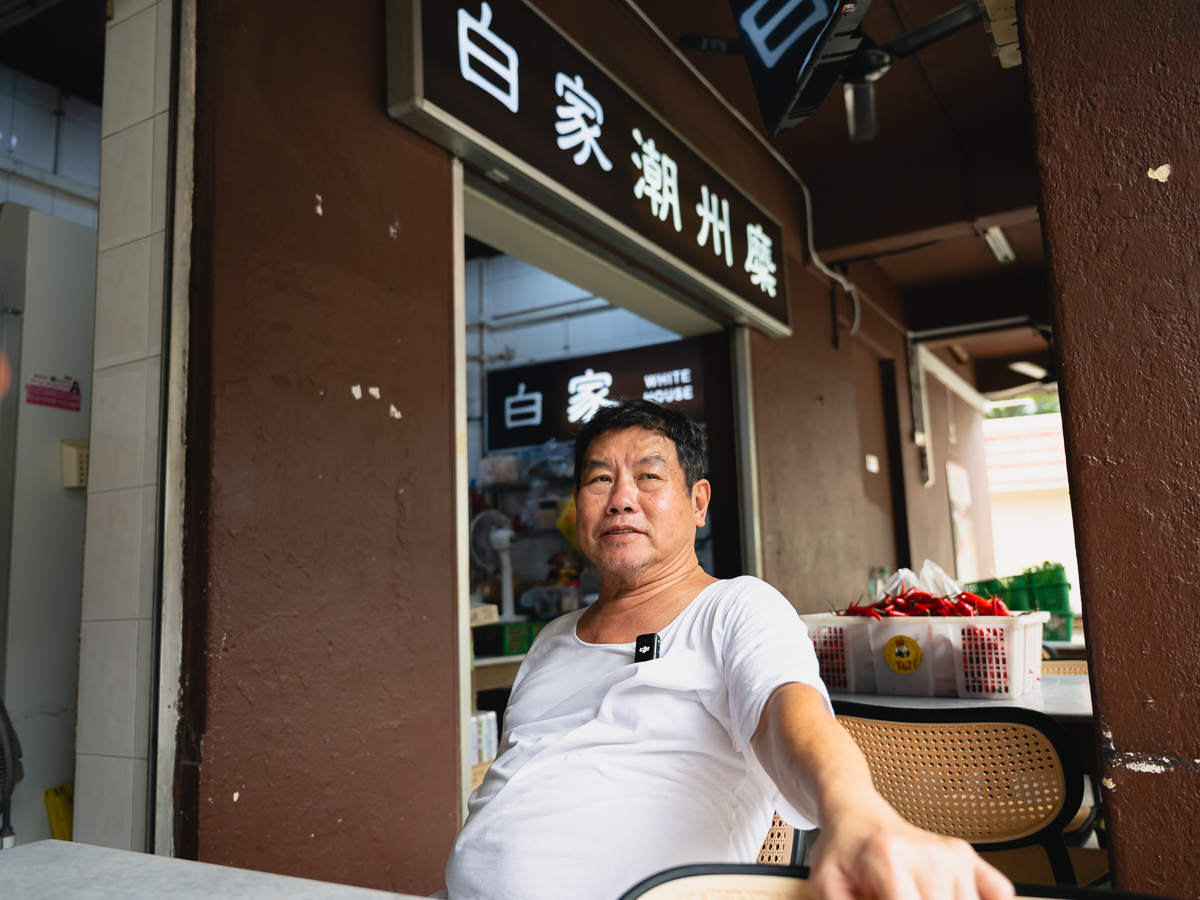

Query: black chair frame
[
  {"left": 832, "top": 700, "right": 1086, "bottom": 886},
  {"left": 618, "top": 863, "right": 1160, "bottom": 900},
  {"left": 619, "top": 864, "right": 809, "bottom": 900}
]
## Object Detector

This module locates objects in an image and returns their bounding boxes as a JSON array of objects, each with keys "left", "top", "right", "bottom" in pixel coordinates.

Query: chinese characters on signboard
[
  {"left": 485, "top": 338, "right": 708, "bottom": 452},
  {"left": 390, "top": 0, "right": 789, "bottom": 330}
]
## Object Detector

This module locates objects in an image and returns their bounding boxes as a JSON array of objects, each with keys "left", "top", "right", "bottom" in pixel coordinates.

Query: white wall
[
  {"left": 73, "top": 0, "right": 177, "bottom": 852},
  {"left": 989, "top": 487, "right": 1081, "bottom": 612},
  {"left": 0, "top": 65, "right": 100, "bottom": 229},
  {"left": 0, "top": 209, "right": 96, "bottom": 845}
]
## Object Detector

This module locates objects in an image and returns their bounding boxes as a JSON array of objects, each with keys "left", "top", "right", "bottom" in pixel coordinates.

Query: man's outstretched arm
[{"left": 751, "top": 682, "right": 1015, "bottom": 900}]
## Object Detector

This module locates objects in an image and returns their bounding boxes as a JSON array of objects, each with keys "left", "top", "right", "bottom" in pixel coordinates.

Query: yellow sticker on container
[{"left": 884, "top": 635, "right": 923, "bottom": 674}]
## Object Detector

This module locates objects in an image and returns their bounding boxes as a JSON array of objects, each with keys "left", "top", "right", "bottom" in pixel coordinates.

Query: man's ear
[{"left": 691, "top": 478, "right": 712, "bottom": 527}]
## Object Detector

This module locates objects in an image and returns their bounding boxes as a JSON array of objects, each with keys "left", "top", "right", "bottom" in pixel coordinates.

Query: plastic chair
[{"left": 832, "top": 701, "right": 1108, "bottom": 886}]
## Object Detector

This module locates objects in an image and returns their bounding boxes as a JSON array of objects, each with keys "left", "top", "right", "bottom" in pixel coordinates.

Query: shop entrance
[{"left": 459, "top": 178, "right": 744, "bottom": 796}]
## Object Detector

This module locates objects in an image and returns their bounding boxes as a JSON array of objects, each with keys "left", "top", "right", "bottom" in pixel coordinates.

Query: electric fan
[{"left": 470, "top": 510, "right": 521, "bottom": 621}]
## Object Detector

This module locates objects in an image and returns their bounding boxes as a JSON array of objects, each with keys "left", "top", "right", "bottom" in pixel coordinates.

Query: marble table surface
[
  {"left": 0, "top": 840, "right": 427, "bottom": 900},
  {"left": 834, "top": 673, "right": 1093, "bottom": 722}
]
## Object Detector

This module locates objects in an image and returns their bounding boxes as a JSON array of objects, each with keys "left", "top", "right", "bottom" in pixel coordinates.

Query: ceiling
[
  {"left": 635, "top": 0, "right": 1048, "bottom": 354},
  {"left": 0, "top": 0, "right": 106, "bottom": 106}
]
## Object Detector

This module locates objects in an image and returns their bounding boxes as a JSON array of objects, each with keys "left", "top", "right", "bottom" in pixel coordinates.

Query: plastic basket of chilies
[{"left": 804, "top": 560, "right": 1050, "bottom": 699}]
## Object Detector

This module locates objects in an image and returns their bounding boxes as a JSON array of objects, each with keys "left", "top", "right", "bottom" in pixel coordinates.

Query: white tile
[
  {"left": 73, "top": 754, "right": 134, "bottom": 849},
  {"left": 130, "top": 757, "right": 148, "bottom": 850},
  {"left": 51, "top": 192, "right": 99, "bottom": 229},
  {"left": 6, "top": 175, "right": 54, "bottom": 214},
  {"left": 98, "top": 119, "right": 154, "bottom": 251},
  {"left": 154, "top": 0, "right": 173, "bottom": 114},
  {"left": 11, "top": 98, "right": 56, "bottom": 170},
  {"left": 151, "top": 111, "right": 167, "bottom": 233},
  {"left": 89, "top": 360, "right": 147, "bottom": 492},
  {"left": 58, "top": 117, "right": 102, "bottom": 188},
  {"left": 93, "top": 238, "right": 152, "bottom": 369},
  {"left": 81, "top": 488, "right": 143, "bottom": 622},
  {"left": 147, "top": 231, "right": 165, "bottom": 356},
  {"left": 15, "top": 73, "right": 58, "bottom": 112},
  {"left": 64, "top": 94, "right": 103, "bottom": 130},
  {"left": 133, "top": 619, "right": 153, "bottom": 759},
  {"left": 109, "top": 0, "right": 157, "bottom": 26},
  {"left": 138, "top": 485, "right": 157, "bottom": 619},
  {"left": 76, "top": 619, "right": 139, "bottom": 757},
  {"left": 142, "top": 355, "right": 161, "bottom": 486},
  {"left": 102, "top": 6, "right": 157, "bottom": 136}
]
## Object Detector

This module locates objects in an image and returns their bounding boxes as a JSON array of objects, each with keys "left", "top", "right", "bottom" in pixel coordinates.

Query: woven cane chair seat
[
  {"left": 619, "top": 866, "right": 813, "bottom": 900},
  {"left": 1041, "top": 659, "right": 1089, "bottom": 676},
  {"left": 836, "top": 714, "right": 1067, "bottom": 842},
  {"left": 757, "top": 813, "right": 796, "bottom": 865}
]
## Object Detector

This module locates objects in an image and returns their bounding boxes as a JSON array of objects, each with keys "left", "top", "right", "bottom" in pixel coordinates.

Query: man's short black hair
[{"left": 573, "top": 399, "right": 707, "bottom": 492}]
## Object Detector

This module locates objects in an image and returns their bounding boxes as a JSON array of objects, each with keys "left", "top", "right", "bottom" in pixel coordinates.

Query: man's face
[{"left": 574, "top": 427, "right": 710, "bottom": 580}]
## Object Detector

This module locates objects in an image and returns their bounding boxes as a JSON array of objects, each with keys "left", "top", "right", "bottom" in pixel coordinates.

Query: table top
[
  {"left": 0, "top": 841, "right": 424, "bottom": 900},
  {"left": 833, "top": 673, "right": 1093, "bottom": 723}
]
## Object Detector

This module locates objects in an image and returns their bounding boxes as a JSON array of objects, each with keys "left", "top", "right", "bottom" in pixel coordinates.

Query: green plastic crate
[{"left": 964, "top": 578, "right": 1006, "bottom": 599}]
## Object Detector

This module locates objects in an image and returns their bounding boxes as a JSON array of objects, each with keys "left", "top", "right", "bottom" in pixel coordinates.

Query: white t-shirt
[{"left": 445, "top": 576, "right": 831, "bottom": 900}]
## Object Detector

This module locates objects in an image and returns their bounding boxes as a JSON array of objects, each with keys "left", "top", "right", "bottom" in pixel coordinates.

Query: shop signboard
[
  {"left": 386, "top": 0, "right": 790, "bottom": 335},
  {"left": 485, "top": 338, "right": 707, "bottom": 452}
]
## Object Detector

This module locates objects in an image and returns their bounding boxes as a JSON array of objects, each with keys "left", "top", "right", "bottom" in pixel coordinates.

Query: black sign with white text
[
  {"left": 485, "top": 338, "right": 709, "bottom": 453},
  {"left": 388, "top": 0, "right": 789, "bottom": 331}
]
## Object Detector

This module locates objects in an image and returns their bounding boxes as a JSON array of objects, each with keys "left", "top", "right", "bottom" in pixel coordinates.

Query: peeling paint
[
  {"left": 389, "top": 404, "right": 402, "bottom": 419},
  {"left": 233, "top": 791, "right": 240, "bottom": 802},
  {"left": 1100, "top": 723, "right": 1200, "bottom": 774},
  {"left": 1146, "top": 163, "right": 1171, "bottom": 182},
  {"left": 389, "top": 219, "right": 400, "bottom": 238},
  {"left": 368, "top": 387, "right": 381, "bottom": 399},
  {"left": 1126, "top": 760, "right": 1168, "bottom": 774},
  {"left": 315, "top": 193, "right": 324, "bottom": 215},
  {"left": 1102, "top": 778, "right": 1115, "bottom": 789},
  {"left": 351, "top": 384, "right": 362, "bottom": 400}
]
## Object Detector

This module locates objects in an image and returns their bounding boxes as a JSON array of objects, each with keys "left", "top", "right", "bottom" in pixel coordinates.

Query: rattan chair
[
  {"left": 616, "top": 864, "right": 1164, "bottom": 900},
  {"left": 618, "top": 864, "right": 812, "bottom": 900},
  {"left": 832, "top": 701, "right": 1108, "bottom": 887},
  {"left": 758, "top": 813, "right": 806, "bottom": 866},
  {"left": 1041, "top": 659, "right": 1089, "bottom": 676}
]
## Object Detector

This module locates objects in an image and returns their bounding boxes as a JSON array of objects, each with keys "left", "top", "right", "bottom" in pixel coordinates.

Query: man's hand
[
  {"left": 809, "top": 808, "right": 1014, "bottom": 900},
  {"left": 751, "top": 683, "right": 1014, "bottom": 900}
]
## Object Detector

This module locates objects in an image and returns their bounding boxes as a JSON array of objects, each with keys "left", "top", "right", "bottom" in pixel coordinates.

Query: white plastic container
[{"left": 802, "top": 611, "right": 1048, "bottom": 699}]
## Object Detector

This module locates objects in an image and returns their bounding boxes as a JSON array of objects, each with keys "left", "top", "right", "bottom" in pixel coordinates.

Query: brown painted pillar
[
  {"left": 1021, "top": 3, "right": 1200, "bottom": 895},
  {"left": 182, "top": 0, "right": 461, "bottom": 893}
]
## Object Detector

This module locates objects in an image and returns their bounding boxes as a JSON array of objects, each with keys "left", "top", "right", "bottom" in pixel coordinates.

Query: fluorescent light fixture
[
  {"left": 983, "top": 225, "right": 1016, "bottom": 264},
  {"left": 1008, "top": 360, "right": 1048, "bottom": 380}
]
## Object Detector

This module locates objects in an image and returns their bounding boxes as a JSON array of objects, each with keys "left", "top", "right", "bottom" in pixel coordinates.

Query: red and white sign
[{"left": 25, "top": 374, "right": 82, "bottom": 412}]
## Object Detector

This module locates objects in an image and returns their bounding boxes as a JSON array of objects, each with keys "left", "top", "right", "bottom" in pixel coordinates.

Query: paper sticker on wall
[{"left": 25, "top": 374, "right": 82, "bottom": 412}]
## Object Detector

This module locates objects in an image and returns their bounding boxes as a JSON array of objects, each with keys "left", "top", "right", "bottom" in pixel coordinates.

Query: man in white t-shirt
[{"left": 446, "top": 400, "right": 1013, "bottom": 900}]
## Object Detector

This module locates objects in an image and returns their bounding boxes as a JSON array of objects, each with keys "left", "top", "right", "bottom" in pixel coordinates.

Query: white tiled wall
[
  {"left": 0, "top": 65, "right": 101, "bottom": 229},
  {"left": 73, "top": 0, "right": 174, "bottom": 852}
]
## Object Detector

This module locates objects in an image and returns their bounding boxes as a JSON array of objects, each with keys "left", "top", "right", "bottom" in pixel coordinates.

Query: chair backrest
[
  {"left": 757, "top": 813, "right": 795, "bottom": 865},
  {"left": 618, "top": 865, "right": 812, "bottom": 900},
  {"left": 832, "top": 701, "right": 1083, "bottom": 847},
  {"left": 1041, "top": 659, "right": 1088, "bottom": 676}
]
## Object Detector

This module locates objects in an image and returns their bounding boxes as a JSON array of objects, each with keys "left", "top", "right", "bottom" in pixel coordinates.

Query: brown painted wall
[
  {"left": 177, "top": 0, "right": 970, "bottom": 887},
  {"left": 1021, "top": 2, "right": 1200, "bottom": 895},
  {"left": 754, "top": 258, "right": 961, "bottom": 611},
  {"left": 184, "top": 0, "right": 460, "bottom": 892}
]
